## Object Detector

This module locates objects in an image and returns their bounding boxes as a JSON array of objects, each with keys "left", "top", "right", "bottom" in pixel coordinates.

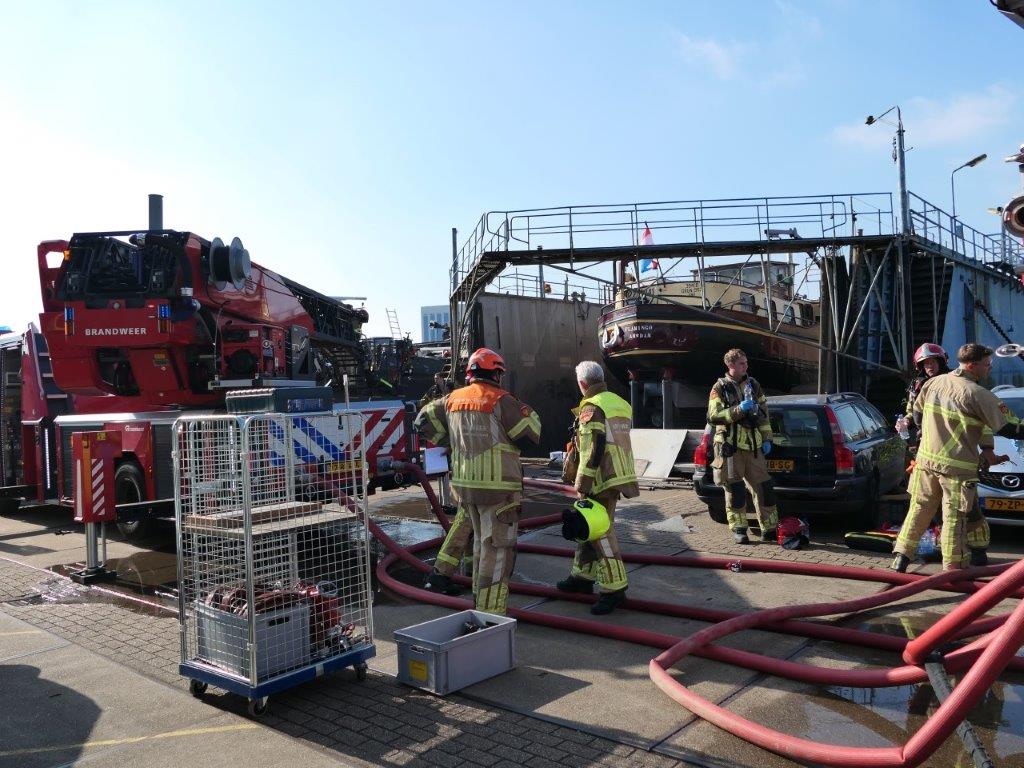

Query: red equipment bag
[{"left": 776, "top": 517, "right": 810, "bottom": 550}]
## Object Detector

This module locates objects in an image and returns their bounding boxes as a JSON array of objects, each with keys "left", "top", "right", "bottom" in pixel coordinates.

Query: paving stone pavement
[
  {"left": 0, "top": 557, "right": 697, "bottom": 768},
  {"left": 0, "top": 483, "right": 981, "bottom": 768}
]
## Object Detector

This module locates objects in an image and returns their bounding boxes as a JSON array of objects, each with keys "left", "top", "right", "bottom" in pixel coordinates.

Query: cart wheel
[
  {"left": 248, "top": 697, "right": 269, "bottom": 717},
  {"left": 355, "top": 662, "right": 368, "bottom": 682},
  {"left": 189, "top": 680, "right": 208, "bottom": 698}
]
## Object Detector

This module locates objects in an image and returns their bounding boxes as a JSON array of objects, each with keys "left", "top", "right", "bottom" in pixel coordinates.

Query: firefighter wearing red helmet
[
  {"left": 897, "top": 343, "right": 950, "bottom": 442},
  {"left": 414, "top": 347, "right": 541, "bottom": 614},
  {"left": 892, "top": 343, "right": 1024, "bottom": 572}
]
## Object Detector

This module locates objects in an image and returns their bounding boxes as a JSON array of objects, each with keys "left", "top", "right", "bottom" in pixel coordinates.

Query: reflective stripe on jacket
[
  {"left": 913, "top": 367, "right": 1011, "bottom": 479},
  {"left": 706, "top": 375, "right": 771, "bottom": 451},
  {"left": 415, "top": 380, "right": 540, "bottom": 503},
  {"left": 574, "top": 386, "right": 639, "bottom": 497}
]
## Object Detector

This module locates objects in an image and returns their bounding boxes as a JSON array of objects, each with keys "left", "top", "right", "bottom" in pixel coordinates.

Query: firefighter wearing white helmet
[
  {"left": 414, "top": 347, "right": 541, "bottom": 615},
  {"left": 897, "top": 343, "right": 951, "bottom": 442},
  {"left": 892, "top": 343, "right": 1024, "bottom": 572},
  {"left": 555, "top": 360, "right": 638, "bottom": 615}
]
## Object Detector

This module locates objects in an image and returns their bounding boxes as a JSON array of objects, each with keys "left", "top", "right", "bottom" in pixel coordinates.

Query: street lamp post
[
  {"left": 951, "top": 154, "right": 988, "bottom": 235},
  {"left": 866, "top": 107, "right": 909, "bottom": 234}
]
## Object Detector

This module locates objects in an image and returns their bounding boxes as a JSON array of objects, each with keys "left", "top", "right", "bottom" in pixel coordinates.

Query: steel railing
[
  {"left": 908, "top": 192, "right": 1024, "bottom": 267},
  {"left": 452, "top": 193, "right": 897, "bottom": 290}
]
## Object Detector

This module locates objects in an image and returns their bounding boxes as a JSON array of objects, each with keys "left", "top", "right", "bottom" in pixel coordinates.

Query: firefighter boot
[
  {"left": 761, "top": 528, "right": 777, "bottom": 543},
  {"left": 423, "top": 570, "right": 461, "bottom": 596},
  {"left": 732, "top": 529, "right": 751, "bottom": 545},
  {"left": 590, "top": 588, "right": 627, "bottom": 616},
  {"left": 890, "top": 553, "right": 910, "bottom": 573},
  {"left": 556, "top": 575, "right": 595, "bottom": 594},
  {"left": 969, "top": 548, "right": 989, "bottom": 567}
]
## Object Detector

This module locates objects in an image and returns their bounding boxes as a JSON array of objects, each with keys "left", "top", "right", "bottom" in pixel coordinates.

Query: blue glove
[
  {"left": 739, "top": 399, "right": 757, "bottom": 414},
  {"left": 761, "top": 441, "right": 772, "bottom": 456}
]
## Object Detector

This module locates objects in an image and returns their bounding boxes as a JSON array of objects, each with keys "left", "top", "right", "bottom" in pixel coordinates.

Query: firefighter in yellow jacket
[
  {"left": 892, "top": 343, "right": 1024, "bottom": 572},
  {"left": 707, "top": 348, "right": 778, "bottom": 544},
  {"left": 556, "top": 361, "right": 639, "bottom": 615},
  {"left": 414, "top": 348, "right": 541, "bottom": 614}
]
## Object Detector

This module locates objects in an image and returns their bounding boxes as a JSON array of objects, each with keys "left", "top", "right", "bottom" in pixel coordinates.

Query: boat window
[
  {"left": 767, "top": 407, "right": 825, "bottom": 448},
  {"left": 738, "top": 292, "right": 755, "bottom": 312},
  {"left": 783, "top": 305, "right": 795, "bottom": 324},
  {"left": 714, "top": 268, "right": 737, "bottom": 282}
]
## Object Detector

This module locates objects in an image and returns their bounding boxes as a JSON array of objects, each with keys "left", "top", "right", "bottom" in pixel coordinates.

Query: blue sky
[{"left": 1, "top": 1, "right": 1021, "bottom": 338}]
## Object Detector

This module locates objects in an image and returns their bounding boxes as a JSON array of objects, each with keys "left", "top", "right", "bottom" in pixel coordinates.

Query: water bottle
[
  {"left": 743, "top": 381, "right": 755, "bottom": 417},
  {"left": 918, "top": 529, "right": 937, "bottom": 558},
  {"left": 896, "top": 416, "right": 910, "bottom": 441}
]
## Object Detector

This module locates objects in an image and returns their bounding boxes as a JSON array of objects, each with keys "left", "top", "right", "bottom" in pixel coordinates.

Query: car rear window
[
  {"left": 853, "top": 402, "right": 887, "bottom": 436},
  {"left": 833, "top": 404, "right": 869, "bottom": 441},
  {"left": 768, "top": 408, "right": 825, "bottom": 448}
]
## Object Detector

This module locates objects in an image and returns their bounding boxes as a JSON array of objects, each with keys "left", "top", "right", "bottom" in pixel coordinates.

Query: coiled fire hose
[{"left": 355, "top": 463, "right": 1024, "bottom": 768}]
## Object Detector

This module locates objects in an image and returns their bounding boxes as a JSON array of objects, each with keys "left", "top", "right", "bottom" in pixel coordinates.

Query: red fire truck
[{"left": 0, "top": 199, "right": 418, "bottom": 537}]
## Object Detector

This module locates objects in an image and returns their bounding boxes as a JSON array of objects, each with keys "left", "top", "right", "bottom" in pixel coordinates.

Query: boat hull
[{"left": 599, "top": 303, "right": 818, "bottom": 394}]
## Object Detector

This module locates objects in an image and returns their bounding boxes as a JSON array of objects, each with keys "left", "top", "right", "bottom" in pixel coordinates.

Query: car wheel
[
  {"left": 855, "top": 474, "right": 881, "bottom": 531},
  {"left": 707, "top": 505, "right": 728, "bottom": 525},
  {"left": 114, "top": 462, "right": 151, "bottom": 541}
]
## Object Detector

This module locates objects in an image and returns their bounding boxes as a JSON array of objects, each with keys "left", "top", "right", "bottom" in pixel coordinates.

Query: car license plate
[
  {"left": 982, "top": 498, "right": 1024, "bottom": 512},
  {"left": 767, "top": 459, "right": 794, "bottom": 472}
]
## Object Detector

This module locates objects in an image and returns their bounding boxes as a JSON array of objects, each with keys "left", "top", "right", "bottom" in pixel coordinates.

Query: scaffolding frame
[{"left": 449, "top": 192, "right": 1024, "bottom": 398}]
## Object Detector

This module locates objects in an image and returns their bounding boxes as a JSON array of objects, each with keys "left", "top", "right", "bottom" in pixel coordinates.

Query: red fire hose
[{"left": 371, "top": 463, "right": 1022, "bottom": 768}]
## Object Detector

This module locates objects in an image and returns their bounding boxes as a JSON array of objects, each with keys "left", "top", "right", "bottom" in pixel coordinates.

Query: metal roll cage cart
[{"left": 174, "top": 403, "right": 375, "bottom": 715}]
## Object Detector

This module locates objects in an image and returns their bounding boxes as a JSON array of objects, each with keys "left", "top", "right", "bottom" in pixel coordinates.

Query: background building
[{"left": 420, "top": 305, "right": 450, "bottom": 343}]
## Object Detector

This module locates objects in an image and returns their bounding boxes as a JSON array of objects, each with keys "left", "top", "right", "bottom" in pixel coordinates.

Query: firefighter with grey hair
[{"left": 556, "top": 360, "right": 638, "bottom": 615}]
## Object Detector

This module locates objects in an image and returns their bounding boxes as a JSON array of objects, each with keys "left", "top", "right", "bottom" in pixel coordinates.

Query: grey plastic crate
[
  {"left": 394, "top": 610, "right": 516, "bottom": 695},
  {"left": 195, "top": 601, "right": 310, "bottom": 680}
]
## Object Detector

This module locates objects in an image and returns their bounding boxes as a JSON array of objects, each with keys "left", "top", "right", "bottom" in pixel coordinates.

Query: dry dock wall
[
  {"left": 944, "top": 265, "right": 1024, "bottom": 387},
  {"left": 470, "top": 293, "right": 622, "bottom": 455}
]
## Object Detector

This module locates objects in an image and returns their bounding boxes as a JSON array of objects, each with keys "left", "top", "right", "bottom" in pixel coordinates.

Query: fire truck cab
[{"left": 0, "top": 200, "right": 425, "bottom": 538}]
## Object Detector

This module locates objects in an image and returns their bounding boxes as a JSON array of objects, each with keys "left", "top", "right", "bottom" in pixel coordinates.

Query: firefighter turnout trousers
[
  {"left": 895, "top": 466, "right": 978, "bottom": 568},
  {"left": 569, "top": 490, "right": 628, "bottom": 593},
  {"left": 712, "top": 446, "right": 779, "bottom": 533},
  {"left": 966, "top": 504, "right": 990, "bottom": 551},
  {"left": 468, "top": 497, "right": 520, "bottom": 615},
  {"left": 434, "top": 505, "right": 472, "bottom": 578}
]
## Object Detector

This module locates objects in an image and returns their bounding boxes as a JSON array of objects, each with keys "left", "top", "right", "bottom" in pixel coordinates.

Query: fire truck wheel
[
  {"left": 189, "top": 679, "right": 208, "bottom": 697},
  {"left": 114, "top": 462, "right": 150, "bottom": 540}
]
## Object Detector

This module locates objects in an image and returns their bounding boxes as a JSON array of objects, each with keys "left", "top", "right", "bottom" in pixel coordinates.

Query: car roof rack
[{"left": 823, "top": 392, "right": 865, "bottom": 403}]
